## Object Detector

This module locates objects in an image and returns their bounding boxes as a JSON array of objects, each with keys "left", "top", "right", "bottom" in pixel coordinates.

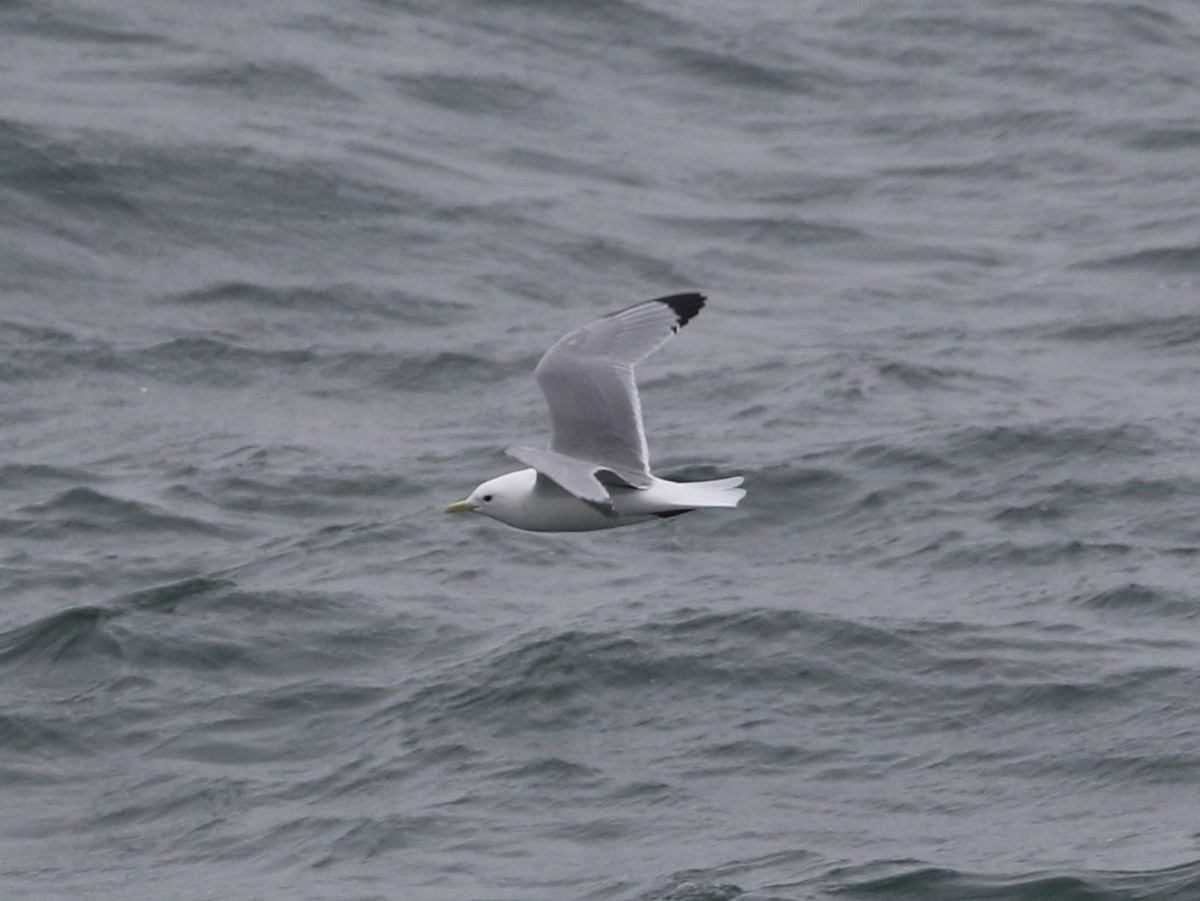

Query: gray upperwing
[
  {"left": 534, "top": 356, "right": 647, "bottom": 474},
  {"left": 533, "top": 293, "right": 705, "bottom": 475}
]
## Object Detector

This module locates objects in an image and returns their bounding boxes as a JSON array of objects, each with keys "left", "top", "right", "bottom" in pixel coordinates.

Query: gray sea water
[{"left": 4, "top": 1, "right": 1200, "bottom": 899}]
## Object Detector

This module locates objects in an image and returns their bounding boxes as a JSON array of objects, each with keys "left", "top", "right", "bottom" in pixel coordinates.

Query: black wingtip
[{"left": 655, "top": 292, "right": 706, "bottom": 329}]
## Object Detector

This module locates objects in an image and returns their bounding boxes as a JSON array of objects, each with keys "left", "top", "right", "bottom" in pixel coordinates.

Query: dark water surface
[{"left": 4, "top": 1, "right": 1200, "bottom": 899}]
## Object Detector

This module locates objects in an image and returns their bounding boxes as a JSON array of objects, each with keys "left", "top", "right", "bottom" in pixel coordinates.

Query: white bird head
[{"left": 444, "top": 469, "right": 537, "bottom": 525}]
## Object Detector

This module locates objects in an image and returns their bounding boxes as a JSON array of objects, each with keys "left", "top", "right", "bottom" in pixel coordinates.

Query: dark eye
[{"left": 482, "top": 494, "right": 493, "bottom": 502}]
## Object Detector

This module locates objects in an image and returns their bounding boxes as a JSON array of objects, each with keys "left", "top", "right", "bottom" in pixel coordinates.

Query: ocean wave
[
  {"left": 372, "top": 607, "right": 1199, "bottom": 774},
  {"left": 163, "top": 281, "right": 470, "bottom": 326},
  {"left": 5, "top": 1, "right": 161, "bottom": 44},
  {"left": 0, "top": 576, "right": 432, "bottom": 704},
  {"left": 0, "top": 119, "right": 142, "bottom": 215},
  {"left": 13, "top": 487, "right": 233, "bottom": 539},
  {"left": 627, "top": 854, "right": 1200, "bottom": 900},
  {"left": 647, "top": 214, "right": 864, "bottom": 248},
  {"left": 1047, "top": 313, "right": 1200, "bottom": 348},
  {"left": 387, "top": 610, "right": 932, "bottom": 728},
  {"left": 158, "top": 60, "right": 353, "bottom": 102},
  {"left": 0, "top": 605, "right": 121, "bottom": 666},
  {"left": 826, "top": 857, "right": 1200, "bottom": 900},
  {"left": 1076, "top": 583, "right": 1199, "bottom": 620},
  {"left": 0, "top": 462, "right": 100, "bottom": 490},
  {"left": 1120, "top": 125, "right": 1200, "bottom": 152},
  {"left": 0, "top": 323, "right": 530, "bottom": 394},
  {"left": 1074, "top": 244, "right": 1200, "bottom": 274},
  {"left": 942, "top": 422, "right": 1161, "bottom": 463},
  {"left": 929, "top": 538, "right": 1138, "bottom": 569},
  {"left": 388, "top": 71, "right": 562, "bottom": 122},
  {"left": 115, "top": 576, "right": 236, "bottom": 613},
  {"left": 657, "top": 46, "right": 824, "bottom": 96}
]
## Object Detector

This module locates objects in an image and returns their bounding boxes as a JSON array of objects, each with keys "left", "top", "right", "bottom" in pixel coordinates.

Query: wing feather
[{"left": 533, "top": 293, "right": 705, "bottom": 473}]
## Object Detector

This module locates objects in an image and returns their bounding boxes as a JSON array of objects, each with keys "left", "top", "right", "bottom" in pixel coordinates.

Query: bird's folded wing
[{"left": 506, "top": 446, "right": 651, "bottom": 514}]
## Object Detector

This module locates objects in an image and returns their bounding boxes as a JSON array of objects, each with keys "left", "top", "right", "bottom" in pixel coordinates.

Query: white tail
[{"left": 665, "top": 475, "right": 745, "bottom": 509}]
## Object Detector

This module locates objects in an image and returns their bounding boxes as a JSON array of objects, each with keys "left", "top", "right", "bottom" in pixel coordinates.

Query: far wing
[{"left": 533, "top": 293, "right": 705, "bottom": 474}]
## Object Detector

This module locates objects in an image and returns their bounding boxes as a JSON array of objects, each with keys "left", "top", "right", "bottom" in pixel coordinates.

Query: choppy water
[{"left": 5, "top": 1, "right": 1200, "bottom": 899}]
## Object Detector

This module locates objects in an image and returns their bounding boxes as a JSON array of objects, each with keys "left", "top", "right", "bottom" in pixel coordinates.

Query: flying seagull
[{"left": 445, "top": 292, "right": 745, "bottom": 531}]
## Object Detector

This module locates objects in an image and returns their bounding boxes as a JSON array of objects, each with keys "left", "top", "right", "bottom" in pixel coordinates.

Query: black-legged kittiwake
[{"left": 445, "top": 292, "right": 745, "bottom": 531}]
